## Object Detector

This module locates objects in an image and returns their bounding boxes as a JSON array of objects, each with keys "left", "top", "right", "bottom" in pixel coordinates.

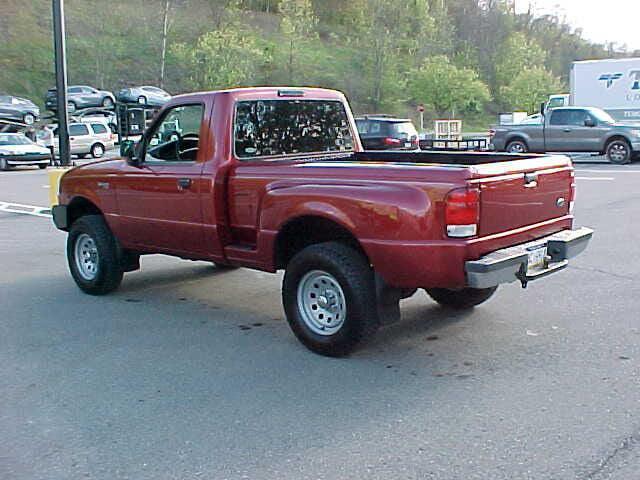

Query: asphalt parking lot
[{"left": 1, "top": 157, "right": 639, "bottom": 480}]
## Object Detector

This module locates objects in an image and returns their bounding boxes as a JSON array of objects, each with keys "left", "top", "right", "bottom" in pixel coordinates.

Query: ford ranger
[
  {"left": 52, "top": 87, "right": 593, "bottom": 356},
  {"left": 491, "top": 106, "right": 640, "bottom": 164}
]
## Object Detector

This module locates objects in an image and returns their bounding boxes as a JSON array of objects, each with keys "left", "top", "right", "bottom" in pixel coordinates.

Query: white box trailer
[{"left": 570, "top": 58, "right": 640, "bottom": 122}]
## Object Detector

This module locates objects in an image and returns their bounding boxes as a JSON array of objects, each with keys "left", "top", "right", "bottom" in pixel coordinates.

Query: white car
[
  {"left": 0, "top": 133, "right": 52, "bottom": 170},
  {"left": 38, "top": 122, "right": 116, "bottom": 159}
]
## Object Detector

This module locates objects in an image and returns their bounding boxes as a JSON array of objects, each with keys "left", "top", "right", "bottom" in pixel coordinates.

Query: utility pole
[
  {"left": 52, "top": 0, "right": 70, "bottom": 166},
  {"left": 159, "top": 0, "right": 170, "bottom": 89}
]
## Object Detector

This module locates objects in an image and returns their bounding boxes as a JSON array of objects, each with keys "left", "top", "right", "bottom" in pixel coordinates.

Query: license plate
[
  {"left": 404, "top": 142, "right": 411, "bottom": 148},
  {"left": 527, "top": 245, "right": 547, "bottom": 270}
]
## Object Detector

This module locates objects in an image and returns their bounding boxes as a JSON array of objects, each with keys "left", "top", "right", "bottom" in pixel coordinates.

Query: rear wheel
[
  {"left": 606, "top": 139, "right": 631, "bottom": 164},
  {"left": 102, "top": 97, "right": 114, "bottom": 108},
  {"left": 506, "top": 139, "right": 528, "bottom": 154},
  {"left": 426, "top": 287, "right": 497, "bottom": 309},
  {"left": 91, "top": 143, "right": 105, "bottom": 158},
  {"left": 282, "top": 242, "right": 379, "bottom": 357},
  {"left": 67, "top": 215, "right": 123, "bottom": 295}
]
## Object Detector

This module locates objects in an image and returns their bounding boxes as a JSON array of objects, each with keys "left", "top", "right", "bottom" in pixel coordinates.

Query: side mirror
[
  {"left": 584, "top": 117, "right": 596, "bottom": 127},
  {"left": 120, "top": 139, "right": 141, "bottom": 165}
]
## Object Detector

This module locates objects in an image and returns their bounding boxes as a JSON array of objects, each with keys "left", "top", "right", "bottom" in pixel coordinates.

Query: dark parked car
[
  {"left": 117, "top": 86, "right": 171, "bottom": 106},
  {"left": 355, "top": 115, "right": 419, "bottom": 150},
  {"left": 0, "top": 95, "right": 40, "bottom": 125},
  {"left": 45, "top": 85, "right": 115, "bottom": 113}
]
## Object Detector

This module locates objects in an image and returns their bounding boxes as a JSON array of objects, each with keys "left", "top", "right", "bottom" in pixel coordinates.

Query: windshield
[
  {"left": 589, "top": 108, "right": 615, "bottom": 124},
  {"left": 0, "top": 134, "right": 33, "bottom": 146}
]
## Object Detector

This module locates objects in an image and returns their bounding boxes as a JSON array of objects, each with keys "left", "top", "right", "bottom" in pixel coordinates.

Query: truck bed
[{"left": 353, "top": 150, "right": 541, "bottom": 165}]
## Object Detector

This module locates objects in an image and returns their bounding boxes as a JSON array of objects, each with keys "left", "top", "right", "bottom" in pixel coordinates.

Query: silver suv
[{"left": 45, "top": 85, "right": 115, "bottom": 113}]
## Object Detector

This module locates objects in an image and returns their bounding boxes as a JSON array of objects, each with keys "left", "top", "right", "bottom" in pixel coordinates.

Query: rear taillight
[
  {"left": 445, "top": 187, "right": 480, "bottom": 238},
  {"left": 383, "top": 137, "right": 402, "bottom": 146}
]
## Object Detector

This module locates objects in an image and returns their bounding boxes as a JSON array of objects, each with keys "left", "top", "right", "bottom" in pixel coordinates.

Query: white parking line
[
  {"left": 0, "top": 201, "right": 51, "bottom": 218},
  {"left": 575, "top": 177, "right": 615, "bottom": 181},
  {"left": 575, "top": 169, "right": 640, "bottom": 173}
]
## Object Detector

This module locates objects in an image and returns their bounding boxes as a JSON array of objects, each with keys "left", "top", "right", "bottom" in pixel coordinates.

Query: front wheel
[
  {"left": 23, "top": 113, "right": 35, "bottom": 125},
  {"left": 606, "top": 139, "right": 631, "bottom": 164},
  {"left": 426, "top": 286, "right": 497, "bottom": 309},
  {"left": 67, "top": 215, "right": 123, "bottom": 295},
  {"left": 282, "top": 242, "right": 379, "bottom": 357}
]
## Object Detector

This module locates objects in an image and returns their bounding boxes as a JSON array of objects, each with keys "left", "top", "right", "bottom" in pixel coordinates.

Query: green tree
[
  {"left": 500, "top": 67, "right": 564, "bottom": 113},
  {"left": 172, "top": 29, "right": 268, "bottom": 90},
  {"left": 407, "top": 55, "right": 491, "bottom": 117},
  {"left": 279, "top": 0, "right": 318, "bottom": 83},
  {"left": 494, "top": 32, "right": 547, "bottom": 90}
]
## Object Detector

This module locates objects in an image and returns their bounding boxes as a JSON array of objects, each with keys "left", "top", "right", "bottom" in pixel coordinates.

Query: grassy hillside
[{"left": 1, "top": 0, "right": 634, "bottom": 128}]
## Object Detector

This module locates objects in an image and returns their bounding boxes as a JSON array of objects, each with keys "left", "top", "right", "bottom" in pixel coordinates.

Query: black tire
[
  {"left": 426, "top": 286, "right": 498, "bottom": 309},
  {"left": 606, "top": 139, "right": 631, "bottom": 164},
  {"left": 67, "top": 215, "right": 123, "bottom": 295},
  {"left": 91, "top": 143, "right": 105, "bottom": 158},
  {"left": 0, "top": 158, "right": 9, "bottom": 171},
  {"left": 212, "top": 262, "right": 238, "bottom": 270},
  {"left": 102, "top": 97, "right": 114, "bottom": 108},
  {"left": 38, "top": 163, "right": 47, "bottom": 169},
  {"left": 23, "top": 113, "right": 35, "bottom": 125},
  {"left": 282, "top": 242, "right": 379, "bottom": 357},
  {"left": 505, "top": 139, "right": 528, "bottom": 154}
]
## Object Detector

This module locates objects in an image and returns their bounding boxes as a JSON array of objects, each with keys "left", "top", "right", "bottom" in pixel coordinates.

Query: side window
[
  {"left": 567, "top": 110, "right": 588, "bottom": 126},
  {"left": 69, "top": 124, "right": 89, "bottom": 136},
  {"left": 369, "top": 121, "right": 381, "bottom": 134},
  {"left": 68, "top": 87, "right": 81, "bottom": 94},
  {"left": 549, "top": 110, "right": 571, "bottom": 126},
  {"left": 145, "top": 104, "right": 204, "bottom": 162},
  {"left": 91, "top": 123, "right": 108, "bottom": 135},
  {"left": 356, "top": 120, "right": 369, "bottom": 135},
  {"left": 234, "top": 100, "right": 354, "bottom": 158}
]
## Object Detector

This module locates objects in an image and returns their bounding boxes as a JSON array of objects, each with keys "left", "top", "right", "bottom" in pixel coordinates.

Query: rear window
[
  {"left": 91, "top": 123, "right": 108, "bottom": 134},
  {"left": 234, "top": 100, "right": 354, "bottom": 159},
  {"left": 69, "top": 124, "right": 89, "bottom": 136},
  {"left": 390, "top": 122, "right": 418, "bottom": 138}
]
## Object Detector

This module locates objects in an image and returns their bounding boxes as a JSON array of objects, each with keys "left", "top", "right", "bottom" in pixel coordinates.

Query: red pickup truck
[{"left": 52, "top": 87, "right": 592, "bottom": 356}]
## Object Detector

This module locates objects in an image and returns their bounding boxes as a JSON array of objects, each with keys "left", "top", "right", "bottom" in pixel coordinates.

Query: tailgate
[{"left": 472, "top": 158, "right": 573, "bottom": 237}]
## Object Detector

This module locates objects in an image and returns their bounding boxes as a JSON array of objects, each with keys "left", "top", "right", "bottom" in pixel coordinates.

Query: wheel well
[
  {"left": 605, "top": 135, "right": 631, "bottom": 150},
  {"left": 506, "top": 136, "right": 527, "bottom": 148},
  {"left": 274, "top": 216, "right": 368, "bottom": 269},
  {"left": 67, "top": 197, "right": 102, "bottom": 227}
]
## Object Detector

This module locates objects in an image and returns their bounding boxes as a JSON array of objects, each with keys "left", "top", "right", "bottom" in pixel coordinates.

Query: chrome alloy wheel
[
  {"left": 609, "top": 143, "right": 629, "bottom": 163},
  {"left": 297, "top": 270, "right": 347, "bottom": 336},
  {"left": 74, "top": 233, "right": 99, "bottom": 280}
]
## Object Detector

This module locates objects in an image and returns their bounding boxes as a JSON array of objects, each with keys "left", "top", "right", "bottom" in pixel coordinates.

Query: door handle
[{"left": 177, "top": 178, "right": 192, "bottom": 189}]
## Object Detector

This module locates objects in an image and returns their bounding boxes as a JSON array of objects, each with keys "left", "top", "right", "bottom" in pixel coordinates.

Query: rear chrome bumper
[{"left": 465, "top": 227, "right": 594, "bottom": 288}]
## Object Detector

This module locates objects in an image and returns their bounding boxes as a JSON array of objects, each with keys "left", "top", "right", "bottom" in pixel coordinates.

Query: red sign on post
[{"left": 417, "top": 104, "right": 425, "bottom": 113}]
